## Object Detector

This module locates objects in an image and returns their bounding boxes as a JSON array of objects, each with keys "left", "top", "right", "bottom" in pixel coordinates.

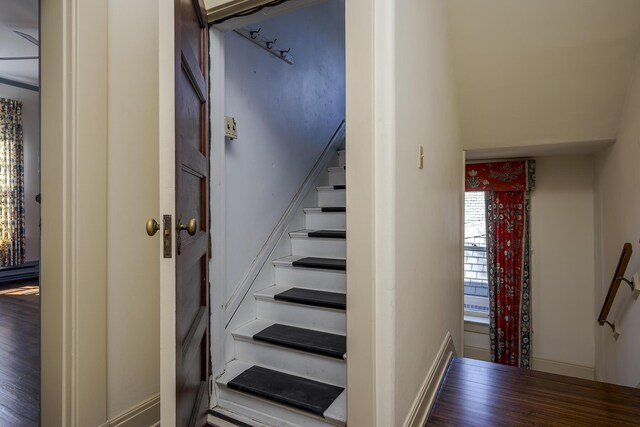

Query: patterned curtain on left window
[{"left": 0, "top": 98, "right": 25, "bottom": 266}]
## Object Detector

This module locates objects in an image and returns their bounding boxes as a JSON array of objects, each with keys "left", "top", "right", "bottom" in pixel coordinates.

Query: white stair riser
[
  {"left": 275, "top": 266, "right": 346, "bottom": 293},
  {"left": 305, "top": 212, "right": 346, "bottom": 230},
  {"left": 256, "top": 299, "right": 346, "bottom": 335},
  {"left": 291, "top": 237, "right": 346, "bottom": 258},
  {"left": 317, "top": 189, "right": 345, "bottom": 207},
  {"left": 337, "top": 151, "right": 345, "bottom": 167},
  {"left": 217, "top": 391, "right": 345, "bottom": 427},
  {"left": 234, "top": 339, "right": 346, "bottom": 387},
  {"left": 328, "top": 170, "right": 345, "bottom": 186}
]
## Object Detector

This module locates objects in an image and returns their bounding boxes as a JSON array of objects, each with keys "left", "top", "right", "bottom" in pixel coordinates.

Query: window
[{"left": 464, "top": 192, "right": 489, "bottom": 315}]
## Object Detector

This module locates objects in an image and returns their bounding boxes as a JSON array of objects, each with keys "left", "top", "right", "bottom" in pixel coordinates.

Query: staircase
[{"left": 216, "top": 150, "right": 347, "bottom": 427}]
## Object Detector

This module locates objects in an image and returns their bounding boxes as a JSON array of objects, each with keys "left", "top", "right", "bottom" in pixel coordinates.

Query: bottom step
[
  {"left": 218, "top": 361, "right": 346, "bottom": 426},
  {"left": 228, "top": 365, "right": 343, "bottom": 416}
]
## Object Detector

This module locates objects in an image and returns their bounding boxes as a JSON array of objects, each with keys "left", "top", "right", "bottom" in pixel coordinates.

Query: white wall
[
  {"left": 463, "top": 156, "right": 597, "bottom": 379},
  {"left": 106, "top": 0, "right": 160, "bottom": 419},
  {"left": 0, "top": 83, "right": 39, "bottom": 262},
  {"left": 448, "top": 0, "right": 640, "bottom": 150},
  {"left": 222, "top": 0, "right": 345, "bottom": 305},
  {"left": 594, "top": 47, "right": 640, "bottom": 388},
  {"left": 531, "top": 156, "right": 595, "bottom": 369},
  {"left": 392, "top": 0, "right": 463, "bottom": 424}
]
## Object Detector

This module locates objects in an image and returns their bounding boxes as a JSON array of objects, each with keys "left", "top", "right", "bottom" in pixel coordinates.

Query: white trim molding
[
  {"left": 532, "top": 358, "right": 595, "bottom": 380},
  {"left": 463, "top": 346, "right": 595, "bottom": 381},
  {"left": 206, "top": 0, "right": 276, "bottom": 22},
  {"left": 101, "top": 394, "right": 160, "bottom": 427},
  {"left": 402, "top": 332, "right": 456, "bottom": 427},
  {"left": 41, "top": 0, "right": 108, "bottom": 425}
]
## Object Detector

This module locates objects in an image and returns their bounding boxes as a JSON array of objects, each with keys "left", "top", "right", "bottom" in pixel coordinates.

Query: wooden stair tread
[
  {"left": 274, "top": 287, "right": 346, "bottom": 310},
  {"left": 253, "top": 323, "right": 346, "bottom": 359},
  {"left": 292, "top": 257, "right": 346, "bottom": 271},
  {"left": 307, "top": 230, "right": 346, "bottom": 239}
]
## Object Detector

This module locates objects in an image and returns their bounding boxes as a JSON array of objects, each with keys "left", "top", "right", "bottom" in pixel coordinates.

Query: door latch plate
[{"left": 163, "top": 215, "right": 172, "bottom": 258}]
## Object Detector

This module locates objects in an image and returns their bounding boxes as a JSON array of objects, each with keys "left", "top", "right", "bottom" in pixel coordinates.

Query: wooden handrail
[{"left": 598, "top": 243, "right": 633, "bottom": 327}]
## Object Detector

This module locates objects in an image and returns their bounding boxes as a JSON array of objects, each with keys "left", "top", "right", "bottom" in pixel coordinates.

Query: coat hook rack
[
  {"left": 266, "top": 38, "right": 277, "bottom": 50},
  {"left": 234, "top": 28, "right": 294, "bottom": 65},
  {"left": 249, "top": 28, "right": 261, "bottom": 39},
  {"left": 280, "top": 48, "right": 291, "bottom": 59}
]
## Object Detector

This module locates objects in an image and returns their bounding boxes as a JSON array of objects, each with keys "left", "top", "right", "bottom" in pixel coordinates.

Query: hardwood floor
[
  {"left": 0, "top": 282, "right": 39, "bottom": 426},
  {"left": 427, "top": 357, "right": 640, "bottom": 427}
]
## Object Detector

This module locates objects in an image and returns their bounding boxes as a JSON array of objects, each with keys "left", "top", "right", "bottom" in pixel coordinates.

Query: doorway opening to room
[
  {"left": 0, "top": 0, "right": 40, "bottom": 424},
  {"left": 207, "top": 1, "right": 346, "bottom": 425}
]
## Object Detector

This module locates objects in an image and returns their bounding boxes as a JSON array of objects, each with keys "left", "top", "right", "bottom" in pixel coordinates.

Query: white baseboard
[
  {"left": 532, "top": 357, "right": 595, "bottom": 380},
  {"left": 402, "top": 332, "right": 456, "bottom": 427},
  {"left": 463, "top": 345, "right": 595, "bottom": 380},
  {"left": 102, "top": 394, "right": 160, "bottom": 427},
  {"left": 463, "top": 345, "right": 490, "bottom": 362}
]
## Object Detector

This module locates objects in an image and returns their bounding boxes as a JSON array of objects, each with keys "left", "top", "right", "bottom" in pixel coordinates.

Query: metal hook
[
  {"left": 266, "top": 38, "right": 277, "bottom": 50},
  {"left": 249, "top": 28, "right": 261, "bottom": 40},
  {"left": 280, "top": 48, "right": 291, "bottom": 58}
]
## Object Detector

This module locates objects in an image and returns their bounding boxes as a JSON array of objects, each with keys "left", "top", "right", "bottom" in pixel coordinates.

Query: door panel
[{"left": 175, "top": 0, "right": 209, "bottom": 425}]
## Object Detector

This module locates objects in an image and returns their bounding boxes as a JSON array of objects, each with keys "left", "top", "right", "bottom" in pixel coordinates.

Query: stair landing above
[{"left": 427, "top": 357, "right": 640, "bottom": 426}]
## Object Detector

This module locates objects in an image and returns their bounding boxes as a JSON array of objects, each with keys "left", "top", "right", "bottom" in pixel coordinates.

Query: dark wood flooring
[
  {"left": 427, "top": 357, "right": 640, "bottom": 427},
  {"left": 0, "top": 282, "right": 40, "bottom": 426}
]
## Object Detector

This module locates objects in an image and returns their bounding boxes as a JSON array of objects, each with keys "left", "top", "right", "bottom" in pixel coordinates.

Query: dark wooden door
[{"left": 175, "top": 0, "right": 210, "bottom": 425}]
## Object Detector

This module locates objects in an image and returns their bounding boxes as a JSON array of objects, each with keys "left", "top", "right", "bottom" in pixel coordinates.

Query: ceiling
[
  {"left": 447, "top": 0, "right": 640, "bottom": 151},
  {"left": 0, "top": 0, "right": 38, "bottom": 87}
]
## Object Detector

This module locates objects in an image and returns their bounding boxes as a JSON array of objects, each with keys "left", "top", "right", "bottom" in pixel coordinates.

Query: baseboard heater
[{"left": 0, "top": 261, "right": 39, "bottom": 284}]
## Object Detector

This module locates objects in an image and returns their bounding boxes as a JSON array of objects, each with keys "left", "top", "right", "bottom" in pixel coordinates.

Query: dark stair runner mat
[
  {"left": 320, "top": 207, "right": 345, "bottom": 213},
  {"left": 292, "top": 257, "right": 346, "bottom": 271},
  {"left": 332, "top": 185, "right": 346, "bottom": 190},
  {"left": 227, "top": 365, "right": 344, "bottom": 416},
  {"left": 307, "top": 230, "right": 346, "bottom": 239},
  {"left": 253, "top": 323, "right": 346, "bottom": 359},
  {"left": 275, "top": 288, "right": 346, "bottom": 310}
]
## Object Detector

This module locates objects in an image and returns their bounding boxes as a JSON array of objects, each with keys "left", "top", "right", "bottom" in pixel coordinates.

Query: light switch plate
[{"left": 225, "top": 116, "right": 237, "bottom": 139}]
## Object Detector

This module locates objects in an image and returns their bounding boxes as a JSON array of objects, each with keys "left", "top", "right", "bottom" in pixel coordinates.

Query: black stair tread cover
[
  {"left": 320, "top": 207, "right": 345, "bottom": 212},
  {"left": 253, "top": 323, "right": 346, "bottom": 359},
  {"left": 275, "top": 288, "right": 346, "bottom": 310},
  {"left": 333, "top": 185, "right": 346, "bottom": 190},
  {"left": 227, "top": 365, "right": 344, "bottom": 416},
  {"left": 292, "top": 257, "right": 346, "bottom": 271},
  {"left": 307, "top": 230, "right": 346, "bottom": 239}
]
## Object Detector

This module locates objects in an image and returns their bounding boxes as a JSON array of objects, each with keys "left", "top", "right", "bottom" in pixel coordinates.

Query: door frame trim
[
  {"left": 159, "top": 0, "right": 178, "bottom": 424},
  {"left": 41, "top": 0, "right": 109, "bottom": 425}
]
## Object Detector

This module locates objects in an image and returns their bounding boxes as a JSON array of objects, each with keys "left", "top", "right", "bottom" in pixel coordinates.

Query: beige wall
[
  {"left": 531, "top": 156, "right": 595, "bottom": 368},
  {"left": 595, "top": 48, "right": 640, "bottom": 388},
  {"left": 107, "top": 0, "right": 160, "bottom": 418},
  {"left": 393, "top": 0, "right": 463, "bottom": 425}
]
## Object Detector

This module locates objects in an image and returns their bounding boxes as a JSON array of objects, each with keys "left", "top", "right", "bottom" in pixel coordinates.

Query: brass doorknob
[
  {"left": 146, "top": 218, "right": 160, "bottom": 236},
  {"left": 178, "top": 218, "right": 197, "bottom": 236}
]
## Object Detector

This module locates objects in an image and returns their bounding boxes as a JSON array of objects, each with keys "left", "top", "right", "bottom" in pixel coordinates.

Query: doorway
[
  {"left": 0, "top": 0, "right": 40, "bottom": 424},
  {"left": 208, "top": 1, "right": 346, "bottom": 424}
]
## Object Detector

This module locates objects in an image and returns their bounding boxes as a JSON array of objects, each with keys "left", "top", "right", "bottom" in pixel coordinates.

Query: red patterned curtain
[{"left": 466, "top": 160, "right": 534, "bottom": 368}]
